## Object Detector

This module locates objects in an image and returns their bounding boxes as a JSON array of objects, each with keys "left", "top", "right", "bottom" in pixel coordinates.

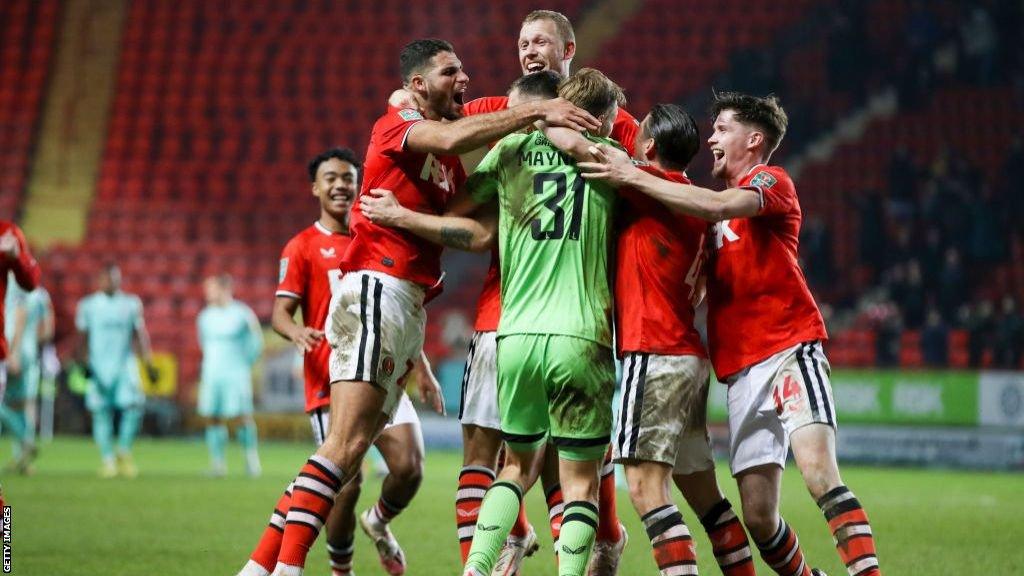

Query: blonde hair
[
  {"left": 558, "top": 68, "right": 625, "bottom": 119},
  {"left": 523, "top": 10, "right": 575, "bottom": 44}
]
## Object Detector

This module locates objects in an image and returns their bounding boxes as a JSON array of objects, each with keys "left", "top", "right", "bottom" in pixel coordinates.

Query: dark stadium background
[{"left": 3, "top": 0, "right": 1022, "bottom": 464}]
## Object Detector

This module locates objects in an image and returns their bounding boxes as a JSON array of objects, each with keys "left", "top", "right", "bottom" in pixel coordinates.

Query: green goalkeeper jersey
[{"left": 470, "top": 131, "right": 618, "bottom": 346}]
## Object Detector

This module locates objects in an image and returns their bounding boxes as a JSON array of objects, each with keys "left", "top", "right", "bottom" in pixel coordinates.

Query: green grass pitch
[{"left": 3, "top": 436, "right": 1022, "bottom": 575}]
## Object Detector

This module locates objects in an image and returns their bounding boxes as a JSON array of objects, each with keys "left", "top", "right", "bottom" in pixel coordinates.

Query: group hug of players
[{"left": 236, "top": 10, "right": 883, "bottom": 576}]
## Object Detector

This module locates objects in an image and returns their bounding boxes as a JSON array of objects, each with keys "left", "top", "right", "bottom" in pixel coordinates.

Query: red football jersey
[
  {"left": 706, "top": 164, "right": 828, "bottom": 379},
  {"left": 462, "top": 97, "right": 641, "bottom": 332},
  {"left": 342, "top": 106, "right": 467, "bottom": 287},
  {"left": 0, "top": 221, "right": 40, "bottom": 360},
  {"left": 277, "top": 222, "right": 351, "bottom": 412},
  {"left": 473, "top": 250, "right": 501, "bottom": 332},
  {"left": 616, "top": 167, "right": 707, "bottom": 358}
]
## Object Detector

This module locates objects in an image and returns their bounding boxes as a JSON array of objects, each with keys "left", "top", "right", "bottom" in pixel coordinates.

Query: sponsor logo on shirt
[{"left": 320, "top": 247, "right": 336, "bottom": 258}]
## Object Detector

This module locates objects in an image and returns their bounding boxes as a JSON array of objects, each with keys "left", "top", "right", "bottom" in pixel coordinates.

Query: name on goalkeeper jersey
[{"left": 519, "top": 148, "right": 576, "bottom": 167}]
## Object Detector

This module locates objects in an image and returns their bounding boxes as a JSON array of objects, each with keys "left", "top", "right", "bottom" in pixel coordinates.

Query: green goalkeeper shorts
[{"left": 496, "top": 334, "right": 615, "bottom": 461}]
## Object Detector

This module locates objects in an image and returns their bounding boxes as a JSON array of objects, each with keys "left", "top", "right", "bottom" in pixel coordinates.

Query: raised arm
[
  {"left": 359, "top": 188, "right": 497, "bottom": 252},
  {"left": 405, "top": 98, "right": 599, "bottom": 156},
  {"left": 579, "top": 144, "right": 761, "bottom": 221}
]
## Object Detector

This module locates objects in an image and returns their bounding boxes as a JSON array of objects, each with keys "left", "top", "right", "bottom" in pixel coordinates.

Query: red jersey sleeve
[
  {"left": 611, "top": 107, "right": 641, "bottom": 157},
  {"left": 376, "top": 106, "right": 427, "bottom": 157},
  {"left": 748, "top": 166, "right": 797, "bottom": 217},
  {"left": 463, "top": 96, "right": 509, "bottom": 116},
  {"left": 6, "top": 224, "right": 40, "bottom": 291},
  {"left": 276, "top": 236, "right": 309, "bottom": 299}
]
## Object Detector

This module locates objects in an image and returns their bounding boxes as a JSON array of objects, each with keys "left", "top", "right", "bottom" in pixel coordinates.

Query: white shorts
[
  {"left": 613, "top": 353, "right": 714, "bottom": 474},
  {"left": 726, "top": 340, "right": 835, "bottom": 475},
  {"left": 327, "top": 271, "right": 426, "bottom": 419},
  {"left": 459, "top": 331, "right": 500, "bottom": 430},
  {"left": 309, "top": 392, "right": 420, "bottom": 447}
]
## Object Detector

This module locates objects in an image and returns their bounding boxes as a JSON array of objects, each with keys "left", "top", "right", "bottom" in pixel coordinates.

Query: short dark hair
[
  {"left": 400, "top": 38, "right": 455, "bottom": 84},
  {"left": 710, "top": 91, "right": 788, "bottom": 157},
  {"left": 509, "top": 70, "right": 562, "bottom": 100},
  {"left": 643, "top": 103, "right": 699, "bottom": 172},
  {"left": 307, "top": 147, "right": 361, "bottom": 182}
]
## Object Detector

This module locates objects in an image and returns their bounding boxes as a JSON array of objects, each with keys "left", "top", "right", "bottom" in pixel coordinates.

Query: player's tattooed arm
[
  {"left": 579, "top": 144, "right": 761, "bottom": 221},
  {"left": 360, "top": 188, "right": 496, "bottom": 252},
  {"left": 405, "top": 97, "right": 600, "bottom": 156}
]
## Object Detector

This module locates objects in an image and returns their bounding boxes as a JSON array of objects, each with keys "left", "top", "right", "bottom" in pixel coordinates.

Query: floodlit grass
[{"left": 3, "top": 436, "right": 1022, "bottom": 575}]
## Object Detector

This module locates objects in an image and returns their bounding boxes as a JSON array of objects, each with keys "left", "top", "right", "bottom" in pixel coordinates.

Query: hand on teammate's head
[{"left": 537, "top": 98, "right": 601, "bottom": 132}]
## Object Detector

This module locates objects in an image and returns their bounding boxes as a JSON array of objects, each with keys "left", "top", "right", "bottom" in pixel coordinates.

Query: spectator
[
  {"left": 921, "top": 306, "right": 950, "bottom": 367},
  {"left": 993, "top": 296, "right": 1023, "bottom": 368},
  {"left": 937, "top": 248, "right": 968, "bottom": 321},
  {"left": 960, "top": 5, "right": 997, "bottom": 85},
  {"left": 964, "top": 300, "right": 995, "bottom": 368}
]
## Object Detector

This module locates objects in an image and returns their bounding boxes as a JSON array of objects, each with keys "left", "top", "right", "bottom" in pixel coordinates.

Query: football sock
[
  {"left": 326, "top": 537, "right": 355, "bottom": 575},
  {"left": 817, "top": 486, "right": 881, "bottom": 576},
  {"left": 545, "top": 482, "right": 565, "bottom": 543},
  {"left": 117, "top": 406, "right": 143, "bottom": 453},
  {"left": 558, "top": 501, "right": 599, "bottom": 576},
  {"left": 510, "top": 502, "right": 530, "bottom": 538},
  {"left": 755, "top": 518, "right": 812, "bottom": 576},
  {"left": 595, "top": 450, "right": 622, "bottom": 543},
  {"left": 250, "top": 482, "right": 293, "bottom": 571},
  {"left": 465, "top": 480, "right": 522, "bottom": 574},
  {"left": 368, "top": 494, "right": 405, "bottom": 526},
  {"left": 642, "top": 504, "right": 697, "bottom": 576},
  {"left": 205, "top": 424, "right": 228, "bottom": 468},
  {"left": 699, "top": 499, "right": 755, "bottom": 576},
  {"left": 91, "top": 408, "right": 115, "bottom": 460},
  {"left": 277, "top": 456, "right": 345, "bottom": 568},
  {"left": 456, "top": 466, "right": 495, "bottom": 563}
]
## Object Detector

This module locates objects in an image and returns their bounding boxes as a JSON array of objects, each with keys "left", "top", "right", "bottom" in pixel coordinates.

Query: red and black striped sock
[
  {"left": 277, "top": 456, "right": 345, "bottom": 568},
  {"left": 326, "top": 537, "right": 354, "bottom": 575},
  {"left": 699, "top": 499, "right": 755, "bottom": 576},
  {"left": 755, "top": 518, "right": 812, "bottom": 576},
  {"left": 456, "top": 466, "right": 495, "bottom": 563},
  {"left": 817, "top": 486, "right": 881, "bottom": 576},
  {"left": 642, "top": 504, "right": 697, "bottom": 575},
  {"left": 545, "top": 482, "right": 564, "bottom": 543},
  {"left": 249, "top": 482, "right": 293, "bottom": 572},
  {"left": 368, "top": 495, "right": 404, "bottom": 525}
]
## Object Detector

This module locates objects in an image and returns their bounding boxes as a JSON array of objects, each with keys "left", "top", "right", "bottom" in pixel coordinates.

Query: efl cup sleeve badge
[
  {"left": 749, "top": 171, "right": 777, "bottom": 189},
  {"left": 279, "top": 258, "right": 289, "bottom": 283},
  {"left": 381, "top": 356, "right": 396, "bottom": 378},
  {"left": 398, "top": 109, "right": 424, "bottom": 121}
]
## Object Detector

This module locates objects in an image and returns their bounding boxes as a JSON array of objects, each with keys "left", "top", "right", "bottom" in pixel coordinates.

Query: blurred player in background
[
  {"left": 1, "top": 276, "right": 53, "bottom": 475},
  {"left": 240, "top": 147, "right": 442, "bottom": 576},
  {"left": 0, "top": 220, "right": 41, "bottom": 507},
  {"left": 76, "top": 263, "right": 159, "bottom": 479},
  {"left": 579, "top": 92, "right": 883, "bottom": 576},
  {"left": 196, "top": 273, "right": 263, "bottom": 477},
  {"left": 244, "top": 38, "right": 598, "bottom": 576}
]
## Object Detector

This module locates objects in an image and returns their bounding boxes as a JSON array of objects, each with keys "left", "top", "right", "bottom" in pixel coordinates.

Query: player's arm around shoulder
[
  {"left": 579, "top": 144, "right": 760, "bottom": 222},
  {"left": 404, "top": 98, "right": 600, "bottom": 156}
]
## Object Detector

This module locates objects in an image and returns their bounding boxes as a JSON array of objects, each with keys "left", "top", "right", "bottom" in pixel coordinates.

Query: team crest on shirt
[
  {"left": 381, "top": 356, "right": 395, "bottom": 377},
  {"left": 279, "top": 258, "right": 289, "bottom": 282},
  {"left": 750, "top": 171, "right": 777, "bottom": 189},
  {"left": 398, "top": 108, "right": 424, "bottom": 121}
]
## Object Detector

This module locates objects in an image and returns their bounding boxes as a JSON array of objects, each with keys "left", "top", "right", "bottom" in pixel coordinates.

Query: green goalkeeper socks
[
  {"left": 465, "top": 480, "right": 523, "bottom": 574},
  {"left": 558, "top": 501, "right": 599, "bottom": 576}
]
